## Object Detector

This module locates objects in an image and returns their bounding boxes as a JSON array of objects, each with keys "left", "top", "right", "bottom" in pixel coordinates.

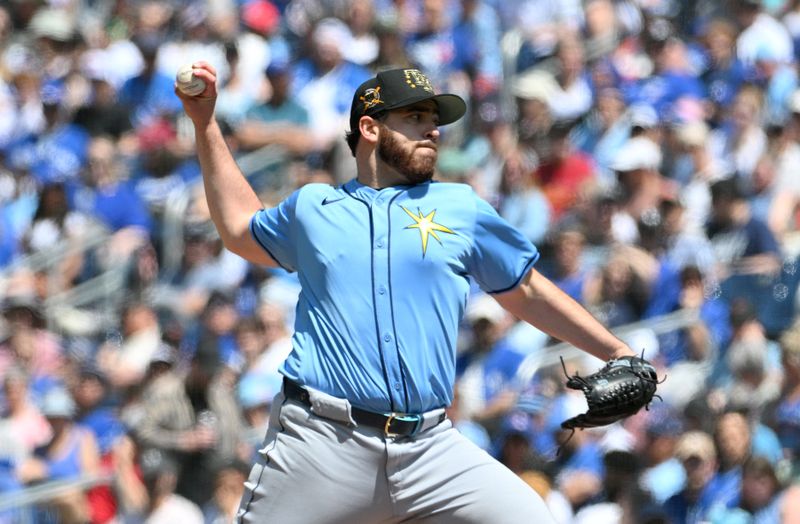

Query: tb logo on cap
[
  {"left": 360, "top": 87, "right": 384, "bottom": 111},
  {"left": 404, "top": 70, "right": 434, "bottom": 93}
]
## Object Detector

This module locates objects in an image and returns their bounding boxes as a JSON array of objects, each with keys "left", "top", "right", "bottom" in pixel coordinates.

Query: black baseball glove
[{"left": 560, "top": 355, "right": 661, "bottom": 430}]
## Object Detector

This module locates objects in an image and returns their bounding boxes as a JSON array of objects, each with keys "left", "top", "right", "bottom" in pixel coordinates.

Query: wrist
[{"left": 611, "top": 346, "right": 636, "bottom": 359}]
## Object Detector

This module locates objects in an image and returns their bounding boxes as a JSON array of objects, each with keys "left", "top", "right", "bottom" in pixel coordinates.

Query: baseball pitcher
[{"left": 175, "top": 63, "right": 656, "bottom": 523}]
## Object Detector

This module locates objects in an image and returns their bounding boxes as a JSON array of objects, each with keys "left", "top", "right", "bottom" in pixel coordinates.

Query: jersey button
[
  {"left": 377, "top": 239, "right": 385, "bottom": 248},
  {"left": 378, "top": 286, "right": 386, "bottom": 295},
  {"left": 393, "top": 382, "right": 401, "bottom": 391},
  {"left": 383, "top": 334, "right": 392, "bottom": 342}
]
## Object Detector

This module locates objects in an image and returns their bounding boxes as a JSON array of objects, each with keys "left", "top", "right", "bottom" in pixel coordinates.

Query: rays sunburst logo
[{"left": 401, "top": 206, "right": 455, "bottom": 257}]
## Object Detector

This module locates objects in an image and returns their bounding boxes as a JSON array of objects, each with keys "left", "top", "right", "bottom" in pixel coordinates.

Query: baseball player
[{"left": 176, "top": 63, "right": 639, "bottom": 523}]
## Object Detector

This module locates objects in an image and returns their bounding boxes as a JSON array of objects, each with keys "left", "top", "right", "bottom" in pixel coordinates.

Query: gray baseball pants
[{"left": 236, "top": 389, "right": 554, "bottom": 523}]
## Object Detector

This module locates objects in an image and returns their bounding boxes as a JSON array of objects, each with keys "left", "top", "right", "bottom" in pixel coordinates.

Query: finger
[
  {"left": 192, "top": 60, "right": 217, "bottom": 76},
  {"left": 190, "top": 68, "right": 217, "bottom": 90}
]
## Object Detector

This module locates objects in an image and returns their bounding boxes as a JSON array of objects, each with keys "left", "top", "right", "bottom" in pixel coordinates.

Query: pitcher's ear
[{"left": 359, "top": 115, "right": 382, "bottom": 145}]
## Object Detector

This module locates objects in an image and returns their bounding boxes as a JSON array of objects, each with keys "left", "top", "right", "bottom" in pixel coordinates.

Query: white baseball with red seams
[{"left": 176, "top": 64, "right": 206, "bottom": 96}]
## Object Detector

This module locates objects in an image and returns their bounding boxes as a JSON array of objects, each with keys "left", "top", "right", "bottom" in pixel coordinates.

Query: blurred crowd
[{"left": 2, "top": 0, "right": 800, "bottom": 522}]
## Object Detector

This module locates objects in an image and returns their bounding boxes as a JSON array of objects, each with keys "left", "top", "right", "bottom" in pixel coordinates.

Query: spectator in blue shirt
[
  {"left": 703, "top": 411, "right": 752, "bottom": 514},
  {"left": 706, "top": 177, "right": 781, "bottom": 280},
  {"left": 6, "top": 82, "right": 90, "bottom": 186},
  {"left": 699, "top": 19, "right": 750, "bottom": 125},
  {"left": 70, "top": 136, "right": 152, "bottom": 235},
  {"left": 708, "top": 456, "right": 785, "bottom": 524},
  {"left": 455, "top": 293, "right": 527, "bottom": 435},
  {"left": 664, "top": 430, "right": 719, "bottom": 524},
  {"left": 118, "top": 34, "right": 182, "bottom": 129},
  {"left": 291, "top": 18, "right": 371, "bottom": 154},
  {"left": 235, "top": 60, "right": 314, "bottom": 162}
]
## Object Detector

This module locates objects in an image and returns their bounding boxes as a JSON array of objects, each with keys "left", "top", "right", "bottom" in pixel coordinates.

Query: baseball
[{"left": 176, "top": 64, "right": 206, "bottom": 97}]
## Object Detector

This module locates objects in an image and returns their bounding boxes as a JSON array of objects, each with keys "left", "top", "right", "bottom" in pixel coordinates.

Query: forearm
[
  {"left": 194, "top": 121, "right": 276, "bottom": 265},
  {"left": 195, "top": 120, "right": 262, "bottom": 246},
  {"left": 495, "top": 268, "right": 633, "bottom": 361},
  {"left": 178, "top": 61, "right": 274, "bottom": 266}
]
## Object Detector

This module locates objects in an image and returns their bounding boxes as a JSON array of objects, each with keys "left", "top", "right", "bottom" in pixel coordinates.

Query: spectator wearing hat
[
  {"left": 545, "top": 226, "right": 596, "bottom": 306},
  {"left": 705, "top": 177, "right": 781, "bottom": 280},
  {"left": 532, "top": 120, "right": 597, "bottom": 220},
  {"left": 437, "top": 94, "right": 514, "bottom": 203},
  {"left": 608, "top": 135, "right": 669, "bottom": 242},
  {"left": 5, "top": 80, "right": 91, "bottom": 186},
  {"left": 73, "top": 366, "right": 125, "bottom": 459},
  {"left": 497, "top": 146, "right": 551, "bottom": 245},
  {"left": 69, "top": 135, "right": 153, "bottom": 263},
  {"left": 666, "top": 119, "right": 723, "bottom": 233},
  {"left": 202, "top": 458, "right": 250, "bottom": 524},
  {"left": 638, "top": 405, "right": 686, "bottom": 504},
  {"left": 632, "top": 35, "right": 706, "bottom": 122},
  {"left": 129, "top": 448, "right": 203, "bottom": 524},
  {"left": 453, "top": 0, "right": 503, "bottom": 95},
  {"left": 371, "top": 16, "right": 415, "bottom": 72},
  {"left": 252, "top": 300, "right": 293, "bottom": 374},
  {"left": 237, "top": 371, "right": 281, "bottom": 458},
  {"left": 707, "top": 456, "right": 786, "bottom": 523},
  {"left": 583, "top": 246, "right": 653, "bottom": 328},
  {"left": 238, "top": 0, "right": 288, "bottom": 101},
  {"left": 118, "top": 33, "right": 183, "bottom": 129},
  {"left": 717, "top": 336, "right": 783, "bottom": 419},
  {"left": 572, "top": 451, "right": 662, "bottom": 524},
  {"left": 734, "top": 0, "right": 793, "bottom": 67},
  {"left": 155, "top": 219, "right": 248, "bottom": 318},
  {"left": 234, "top": 57, "right": 314, "bottom": 158},
  {"left": 0, "top": 288, "right": 64, "bottom": 395},
  {"left": 291, "top": 17, "right": 371, "bottom": 154},
  {"left": 511, "top": 68, "right": 558, "bottom": 154},
  {"left": 663, "top": 430, "right": 719, "bottom": 523},
  {"left": 548, "top": 35, "right": 593, "bottom": 123},
  {"left": 752, "top": 39, "right": 798, "bottom": 128},
  {"left": 700, "top": 19, "right": 749, "bottom": 125},
  {"left": 511, "top": 0, "right": 584, "bottom": 72},
  {"left": 573, "top": 87, "right": 633, "bottom": 190},
  {"left": 770, "top": 319, "right": 800, "bottom": 479},
  {"left": 20, "top": 181, "right": 92, "bottom": 289},
  {"left": 761, "top": 95, "right": 800, "bottom": 235},
  {"left": 72, "top": 365, "right": 126, "bottom": 524},
  {"left": 455, "top": 293, "right": 525, "bottom": 435},
  {"left": 1, "top": 366, "right": 52, "bottom": 453},
  {"left": 405, "top": 0, "right": 476, "bottom": 96},
  {"left": 174, "top": 335, "right": 245, "bottom": 506},
  {"left": 702, "top": 411, "right": 753, "bottom": 515},
  {"left": 342, "top": 0, "right": 380, "bottom": 66},
  {"left": 21, "top": 387, "right": 101, "bottom": 524},
  {"left": 548, "top": 391, "right": 605, "bottom": 510},
  {"left": 72, "top": 56, "right": 135, "bottom": 142},
  {"left": 96, "top": 301, "right": 163, "bottom": 389},
  {"left": 708, "top": 85, "right": 768, "bottom": 182},
  {"left": 127, "top": 344, "right": 217, "bottom": 491},
  {"left": 751, "top": 141, "right": 800, "bottom": 248},
  {"left": 211, "top": 41, "right": 256, "bottom": 125}
]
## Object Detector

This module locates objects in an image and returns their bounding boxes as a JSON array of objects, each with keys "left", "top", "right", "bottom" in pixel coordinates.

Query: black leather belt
[{"left": 282, "top": 377, "right": 446, "bottom": 437}]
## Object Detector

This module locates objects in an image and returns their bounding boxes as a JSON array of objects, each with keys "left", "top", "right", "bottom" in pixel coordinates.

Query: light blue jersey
[{"left": 250, "top": 179, "right": 538, "bottom": 413}]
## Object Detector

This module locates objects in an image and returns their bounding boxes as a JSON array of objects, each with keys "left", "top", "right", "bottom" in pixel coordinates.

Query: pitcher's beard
[{"left": 377, "top": 126, "right": 436, "bottom": 184}]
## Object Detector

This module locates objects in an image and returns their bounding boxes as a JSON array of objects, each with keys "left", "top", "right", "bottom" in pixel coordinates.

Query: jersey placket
[{"left": 371, "top": 191, "right": 406, "bottom": 412}]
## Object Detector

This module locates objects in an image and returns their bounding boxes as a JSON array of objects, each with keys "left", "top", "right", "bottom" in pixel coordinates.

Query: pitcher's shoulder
[
  {"left": 429, "top": 180, "right": 478, "bottom": 199},
  {"left": 295, "top": 182, "right": 346, "bottom": 207}
]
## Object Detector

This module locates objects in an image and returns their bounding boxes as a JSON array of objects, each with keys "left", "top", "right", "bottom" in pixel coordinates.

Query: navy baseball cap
[{"left": 349, "top": 68, "right": 466, "bottom": 133}]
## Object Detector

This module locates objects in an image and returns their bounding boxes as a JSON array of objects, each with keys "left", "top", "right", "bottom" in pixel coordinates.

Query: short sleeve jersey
[{"left": 250, "top": 179, "right": 539, "bottom": 413}]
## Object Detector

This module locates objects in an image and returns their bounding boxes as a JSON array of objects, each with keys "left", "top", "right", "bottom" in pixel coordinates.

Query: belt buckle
[{"left": 384, "top": 413, "right": 422, "bottom": 437}]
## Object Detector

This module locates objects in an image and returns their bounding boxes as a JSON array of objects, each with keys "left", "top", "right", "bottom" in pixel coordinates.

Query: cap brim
[{"left": 384, "top": 93, "right": 466, "bottom": 126}]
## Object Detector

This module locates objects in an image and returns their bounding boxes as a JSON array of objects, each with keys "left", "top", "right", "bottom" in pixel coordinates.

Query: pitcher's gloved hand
[{"left": 560, "top": 355, "right": 661, "bottom": 430}]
